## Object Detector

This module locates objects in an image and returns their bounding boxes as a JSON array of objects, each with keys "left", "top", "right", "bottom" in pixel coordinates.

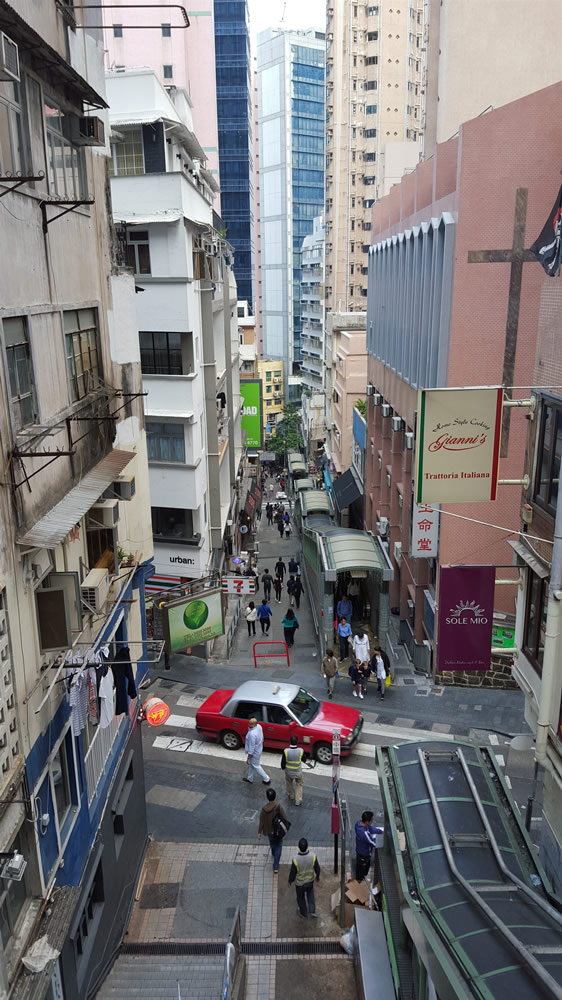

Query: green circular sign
[{"left": 183, "top": 600, "right": 209, "bottom": 631}]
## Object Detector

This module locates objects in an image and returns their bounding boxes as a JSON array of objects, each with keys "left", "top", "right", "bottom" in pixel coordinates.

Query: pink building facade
[
  {"left": 103, "top": 0, "right": 220, "bottom": 182},
  {"left": 365, "top": 81, "right": 562, "bottom": 680}
]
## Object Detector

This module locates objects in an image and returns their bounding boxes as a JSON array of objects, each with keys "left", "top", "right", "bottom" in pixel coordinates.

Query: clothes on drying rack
[{"left": 112, "top": 645, "right": 137, "bottom": 715}]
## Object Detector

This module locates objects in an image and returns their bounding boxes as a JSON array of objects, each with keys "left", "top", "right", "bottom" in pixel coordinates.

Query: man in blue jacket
[
  {"left": 256, "top": 599, "right": 272, "bottom": 634},
  {"left": 355, "top": 810, "right": 383, "bottom": 880}
]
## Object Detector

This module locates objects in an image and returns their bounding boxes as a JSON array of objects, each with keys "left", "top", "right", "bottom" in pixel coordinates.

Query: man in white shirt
[{"left": 243, "top": 718, "right": 271, "bottom": 784}]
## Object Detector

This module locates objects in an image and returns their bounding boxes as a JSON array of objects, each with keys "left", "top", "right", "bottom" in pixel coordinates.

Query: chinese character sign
[
  {"left": 416, "top": 387, "right": 503, "bottom": 504},
  {"left": 411, "top": 503, "right": 440, "bottom": 558},
  {"left": 437, "top": 566, "right": 495, "bottom": 672}
]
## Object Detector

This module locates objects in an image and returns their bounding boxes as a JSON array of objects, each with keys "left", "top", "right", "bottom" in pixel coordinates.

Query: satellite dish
[{"left": 510, "top": 734, "right": 534, "bottom": 752}]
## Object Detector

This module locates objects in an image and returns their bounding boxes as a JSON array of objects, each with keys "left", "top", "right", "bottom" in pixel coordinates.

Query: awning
[
  {"left": 17, "top": 450, "right": 135, "bottom": 549},
  {"left": 110, "top": 114, "right": 162, "bottom": 127},
  {"left": 295, "top": 478, "right": 315, "bottom": 491},
  {"left": 116, "top": 211, "right": 182, "bottom": 226},
  {"left": 508, "top": 539, "right": 550, "bottom": 579},
  {"left": 323, "top": 528, "right": 391, "bottom": 577},
  {"left": 332, "top": 468, "right": 362, "bottom": 510}
]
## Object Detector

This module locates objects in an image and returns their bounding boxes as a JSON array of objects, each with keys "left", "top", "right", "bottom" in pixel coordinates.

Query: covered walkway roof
[
  {"left": 288, "top": 453, "right": 306, "bottom": 475},
  {"left": 313, "top": 526, "right": 393, "bottom": 579},
  {"left": 295, "top": 478, "right": 315, "bottom": 491},
  {"left": 299, "top": 491, "right": 333, "bottom": 517}
]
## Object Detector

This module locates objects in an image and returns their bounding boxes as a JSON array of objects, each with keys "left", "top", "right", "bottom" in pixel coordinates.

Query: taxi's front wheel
[
  {"left": 314, "top": 742, "right": 333, "bottom": 765},
  {"left": 221, "top": 730, "right": 242, "bottom": 750}
]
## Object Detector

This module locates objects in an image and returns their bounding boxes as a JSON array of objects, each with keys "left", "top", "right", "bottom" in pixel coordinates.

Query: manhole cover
[
  {"left": 402, "top": 678, "right": 415, "bottom": 686},
  {"left": 140, "top": 882, "right": 180, "bottom": 909},
  {"left": 159, "top": 679, "right": 175, "bottom": 689}
]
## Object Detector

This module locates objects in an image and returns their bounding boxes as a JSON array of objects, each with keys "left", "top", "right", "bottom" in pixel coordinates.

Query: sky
[{"left": 248, "top": 0, "right": 325, "bottom": 41}]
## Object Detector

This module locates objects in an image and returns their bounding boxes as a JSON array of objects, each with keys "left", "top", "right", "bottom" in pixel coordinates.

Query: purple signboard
[{"left": 437, "top": 566, "right": 495, "bottom": 672}]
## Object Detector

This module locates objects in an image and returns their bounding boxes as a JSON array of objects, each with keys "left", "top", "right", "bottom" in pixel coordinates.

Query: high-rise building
[
  {"left": 214, "top": 0, "right": 254, "bottom": 309},
  {"left": 324, "top": 1, "right": 424, "bottom": 318},
  {"left": 257, "top": 27, "right": 325, "bottom": 403},
  {"left": 300, "top": 215, "right": 325, "bottom": 397}
]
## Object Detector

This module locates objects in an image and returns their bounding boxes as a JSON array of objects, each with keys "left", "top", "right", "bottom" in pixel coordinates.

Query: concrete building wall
[{"left": 332, "top": 329, "right": 366, "bottom": 474}]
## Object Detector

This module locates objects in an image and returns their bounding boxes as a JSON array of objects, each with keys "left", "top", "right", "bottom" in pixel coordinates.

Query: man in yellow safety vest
[
  {"left": 288, "top": 838, "right": 321, "bottom": 918},
  {"left": 281, "top": 735, "right": 304, "bottom": 806}
]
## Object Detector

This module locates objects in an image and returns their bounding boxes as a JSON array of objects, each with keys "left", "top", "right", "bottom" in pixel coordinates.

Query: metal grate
[
  {"left": 139, "top": 882, "right": 180, "bottom": 910},
  {"left": 121, "top": 940, "right": 343, "bottom": 957}
]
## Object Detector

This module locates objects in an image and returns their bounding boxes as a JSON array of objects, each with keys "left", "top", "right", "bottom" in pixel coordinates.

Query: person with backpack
[
  {"left": 288, "top": 838, "right": 321, "bottom": 918},
  {"left": 288, "top": 556, "right": 299, "bottom": 576},
  {"left": 256, "top": 599, "right": 273, "bottom": 634},
  {"left": 245, "top": 601, "right": 257, "bottom": 637},
  {"left": 281, "top": 735, "right": 304, "bottom": 806},
  {"left": 286, "top": 574, "right": 297, "bottom": 607},
  {"left": 273, "top": 574, "right": 283, "bottom": 604},
  {"left": 257, "top": 787, "right": 290, "bottom": 874},
  {"left": 282, "top": 608, "right": 299, "bottom": 646}
]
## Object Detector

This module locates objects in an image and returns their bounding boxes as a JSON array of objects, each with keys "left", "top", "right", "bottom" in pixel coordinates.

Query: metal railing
[
  {"left": 220, "top": 907, "right": 244, "bottom": 1000},
  {"left": 85, "top": 713, "right": 124, "bottom": 805},
  {"left": 225, "top": 598, "right": 242, "bottom": 659}
]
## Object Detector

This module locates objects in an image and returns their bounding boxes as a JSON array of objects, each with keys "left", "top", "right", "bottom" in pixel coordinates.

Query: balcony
[
  {"left": 111, "top": 170, "right": 212, "bottom": 231},
  {"left": 144, "top": 372, "right": 196, "bottom": 419}
]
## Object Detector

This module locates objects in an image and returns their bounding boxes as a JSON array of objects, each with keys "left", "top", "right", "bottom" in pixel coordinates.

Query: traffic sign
[{"left": 221, "top": 576, "right": 256, "bottom": 595}]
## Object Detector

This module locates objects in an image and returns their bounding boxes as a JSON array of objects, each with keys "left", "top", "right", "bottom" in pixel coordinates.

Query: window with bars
[
  {"left": 139, "top": 331, "right": 183, "bottom": 375},
  {"left": 44, "top": 99, "right": 86, "bottom": 199},
  {"left": 146, "top": 421, "right": 186, "bottom": 463},
  {"left": 3, "top": 316, "right": 37, "bottom": 430},
  {"left": 110, "top": 127, "right": 144, "bottom": 176},
  {"left": 126, "top": 229, "right": 151, "bottom": 274},
  {"left": 523, "top": 571, "right": 548, "bottom": 676},
  {"left": 64, "top": 308, "right": 100, "bottom": 402}
]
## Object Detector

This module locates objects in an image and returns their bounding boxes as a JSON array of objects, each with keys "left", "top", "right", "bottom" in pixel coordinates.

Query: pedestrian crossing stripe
[{"left": 153, "top": 736, "right": 193, "bottom": 752}]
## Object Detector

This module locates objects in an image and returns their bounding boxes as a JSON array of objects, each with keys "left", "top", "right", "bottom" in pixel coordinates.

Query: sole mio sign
[{"left": 437, "top": 565, "right": 495, "bottom": 671}]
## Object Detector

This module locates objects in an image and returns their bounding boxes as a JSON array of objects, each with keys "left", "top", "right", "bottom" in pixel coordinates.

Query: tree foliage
[
  {"left": 355, "top": 398, "right": 367, "bottom": 418},
  {"left": 268, "top": 405, "right": 304, "bottom": 458}
]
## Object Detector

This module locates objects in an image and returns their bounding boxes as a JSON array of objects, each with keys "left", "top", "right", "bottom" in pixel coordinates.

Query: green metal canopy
[
  {"left": 323, "top": 528, "right": 388, "bottom": 574},
  {"left": 295, "top": 478, "right": 316, "bottom": 491}
]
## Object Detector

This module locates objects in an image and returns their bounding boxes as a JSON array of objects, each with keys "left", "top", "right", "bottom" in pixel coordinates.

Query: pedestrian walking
[
  {"left": 286, "top": 574, "right": 297, "bottom": 607},
  {"left": 283, "top": 511, "right": 290, "bottom": 524},
  {"left": 278, "top": 519, "right": 285, "bottom": 539},
  {"left": 354, "top": 810, "right": 383, "bottom": 880},
  {"left": 352, "top": 627, "right": 370, "bottom": 666},
  {"left": 349, "top": 659, "right": 362, "bottom": 698},
  {"left": 261, "top": 568, "right": 273, "bottom": 602},
  {"left": 243, "top": 718, "right": 271, "bottom": 784},
  {"left": 359, "top": 659, "right": 372, "bottom": 698},
  {"left": 269, "top": 483, "right": 274, "bottom": 495},
  {"left": 372, "top": 645, "right": 390, "bottom": 699},
  {"left": 282, "top": 608, "right": 299, "bottom": 646},
  {"left": 257, "top": 599, "right": 273, "bottom": 634},
  {"left": 289, "top": 838, "right": 320, "bottom": 918},
  {"left": 281, "top": 735, "right": 304, "bottom": 805},
  {"left": 256, "top": 506, "right": 262, "bottom": 521},
  {"left": 348, "top": 579, "right": 363, "bottom": 618},
  {"left": 245, "top": 601, "right": 257, "bottom": 637},
  {"left": 275, "top": 557, "right": 287, "bottom": 581},
  {"left": 337, "top": 616, "right": 352, "bottom": 662},
  {"left": 322, "top": 648, "right": 338, "bottom": 699},
  {"left": 288, "top": 556, "right": 299, "bottom": 576},
  {"left": 336, "top": 593, "right": 353, "bottom": 623},
  {"left": 273, "top": 575, "right": 283, "bottom": 604},
  {"left": 293, "top": 575, "right": 303, "bottom": 609},
  {"left": 258, "top": 787, "right": 290, "bottom": 873},
  {"left": 284, "top": 522, "right": 292, "bottom": 540},
  {"left": 266, "top": 504, "right": 274, "bottom": 526}
]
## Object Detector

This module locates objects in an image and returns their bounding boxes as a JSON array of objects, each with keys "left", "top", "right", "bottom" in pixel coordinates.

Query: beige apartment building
[
  {"left": 325, "top": 0, "right": 424, "bottom": 317},
  {"left": 330, "top": 325, "right": 367, "bottom": 473}
]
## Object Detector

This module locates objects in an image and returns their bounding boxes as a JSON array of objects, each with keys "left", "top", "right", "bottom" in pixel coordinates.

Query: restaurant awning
[{"left": 17, "top": 450, "right": 135, "bottom": 549}]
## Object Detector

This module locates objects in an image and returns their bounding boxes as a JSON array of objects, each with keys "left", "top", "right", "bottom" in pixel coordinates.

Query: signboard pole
[{"left": 331, "top": 728, "right": 341, "bottom": 874}]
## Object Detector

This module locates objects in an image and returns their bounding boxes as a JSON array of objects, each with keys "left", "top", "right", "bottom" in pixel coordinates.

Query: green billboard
[
  {"left": 166, "top": 590, "right": 224, "bottom": 653},
  {"left": 240, "top": 380, "right": 263, "bottom": 449}
]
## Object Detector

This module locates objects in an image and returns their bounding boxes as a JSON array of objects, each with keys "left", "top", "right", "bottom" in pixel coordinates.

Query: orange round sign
[{"left": 142, "top": 697, "right": 170, "bottom": 727}]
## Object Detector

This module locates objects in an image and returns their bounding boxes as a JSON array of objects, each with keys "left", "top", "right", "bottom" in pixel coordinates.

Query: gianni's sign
[{"left": 416, "top": 388, "right": 503, "bottom": 504}]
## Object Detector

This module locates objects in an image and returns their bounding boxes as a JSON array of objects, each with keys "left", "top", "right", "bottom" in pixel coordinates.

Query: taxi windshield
[{"left": 288, "top": 687, "right": 320, "bottom": 725}]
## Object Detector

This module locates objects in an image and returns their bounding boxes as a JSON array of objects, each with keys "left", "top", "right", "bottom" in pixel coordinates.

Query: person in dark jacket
[
  {"left": 288, "top": 557, "right": 299, "bottom": 576},
  {"left": 275, "top": 557, "right": 287, "bottom": 581},
  {"left": 282, "top": 609, "right": 299, "bottom": 646},
  {"left": 257, "top": 787, "right": 289, "bottom": 873},
  {"left": 261, "top": 569, "right": 273, "bottom": 601},
  {"left": 354, "top": 810, "right": 383, "bottom": 880},
  {"left": 292, "top": 576, "right": 303, "bottom": 609},
  {"left": 273, "top": 575, "right": 283, "bottom": 604},
  {"left": 286, "top": 575, "right": 297, "bottom": 607},
  {"left": 113, "top": 646, "right": 137, "bottom": 715}
]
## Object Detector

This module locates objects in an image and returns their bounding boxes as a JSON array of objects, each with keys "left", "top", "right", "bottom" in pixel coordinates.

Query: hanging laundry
[
  {"left": 86, "top": 668, "right": 98, "bottom": 726},
  {"left": 112, "top": 646, "right": 137, "bottom": 715},
  {"left": 98, "top": 670, "right": 115, "bottom": 729},
  {"left": 69, "top": 672, "right": 88, "bottom": 736}
]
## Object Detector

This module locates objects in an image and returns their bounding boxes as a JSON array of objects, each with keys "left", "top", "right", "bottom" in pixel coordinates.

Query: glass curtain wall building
[
  {"left": 257, "top": 28, "right": 325, "bottom": 402},
  {"left": 214, "top": 0, "right": 254, "bottom": 308}
]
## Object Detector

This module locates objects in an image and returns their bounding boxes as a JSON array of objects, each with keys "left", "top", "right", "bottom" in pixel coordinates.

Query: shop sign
[
  {"left": 166, "top": 589, "right": 224, "bottom": 653},
  {"left": 411, "top": 502, "right": 440, "bottom": 558},
  {"left": 241, "top": 380, "right": 263, "bottom": 448},
  {"left": 416, "top": 388, "right": 503, "bottom": 503},
  {"left": 437, "top": 565, "right": 495, "bottom": 671}
]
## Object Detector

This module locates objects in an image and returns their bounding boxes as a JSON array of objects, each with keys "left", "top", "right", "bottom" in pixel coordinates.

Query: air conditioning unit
[
  {"left": 394, "top": 541, "right": 402, "bottom": 564},
  {"left": 104, "top": 475, "right": 136, "bottom": 502},
  {"left": 407, "top": 599, "right": 414, "bottom": 613},
  {"left": 381, "top": 403, "right": 392, "bottom": 418},
  {"left": 372, "top": 392, "right": 382, "bottom": 406},
  {"left": 391, "top": 416, "right": 404, "bottom": 433},
  {"left": 366, "top": 383, "right": 375, "bottom": 396},
  {"left": 80, "top": 569, "right": 110, "bottom": 613},
  {"left": 90, "top": 500, "right": 119, "bottom": 528},
  {"left": 404, "top": 432, "right": 414, "bottom": 450},
  {"left": 376, "top": 516, "right": 389, "bottom": 537},
  {"left": 0, "top": 33, "right": 19, "bottom": 82}
]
